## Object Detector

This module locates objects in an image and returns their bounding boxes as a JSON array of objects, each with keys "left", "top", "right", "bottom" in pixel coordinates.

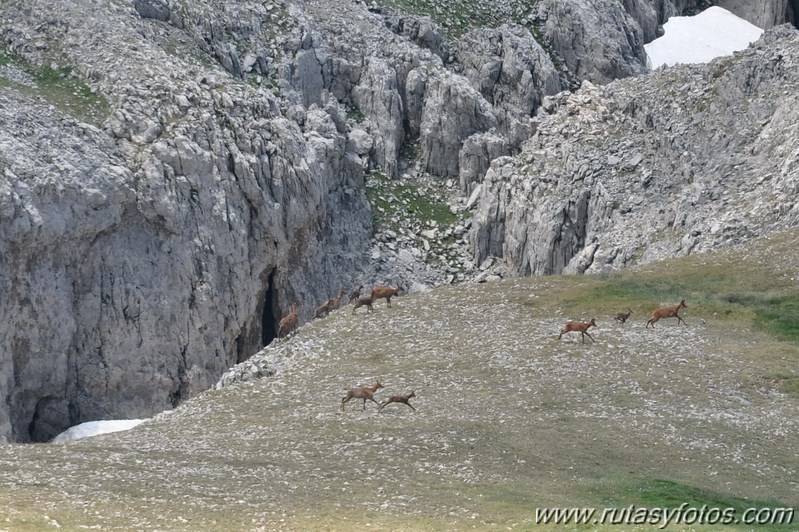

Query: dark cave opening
[
  {"left": 260, "top": 269, "right": 278, "bottom": 348},
  {"left": 26, "top": 406, "right": 40, "bottom": 442},
  {"left": 790, "top": 0, "right": 799, "bottom": 27},
  {"left": 26, "top": 396, "right": 68, "bottom": 443}
]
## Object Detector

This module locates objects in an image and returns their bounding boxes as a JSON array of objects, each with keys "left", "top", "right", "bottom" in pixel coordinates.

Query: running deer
[
  {"left": 329, "top": 288, "right": 346, "bottom": 310},
  {"left": 341, "top": 381, "right": 384, "bottom": 411},
  {"left": 277, "top": 302, "right": 299, "bottom": 338},
  {"left": 378, "top": 391, "right": 416, "bottom": 412},
  {"left": 352, "top": 294, "right": 374, "bottom": 314},
  {"left": 646, "top": 299, "right": 687, "bottom": 328},
  {"left": 371, "top": 284, "right": 403, "bottom": 307},
  {"left": 615, "top": 308, "right": 633, "bottom": 324},
  {"left": 315, "top": 299, "right": 333, "bottom": 319},
  {"left": 347, "top": 284, "right": 363, "bottom": 303},
  {"left": 558, "top": 318, "right": 597, "bottom": 344}
]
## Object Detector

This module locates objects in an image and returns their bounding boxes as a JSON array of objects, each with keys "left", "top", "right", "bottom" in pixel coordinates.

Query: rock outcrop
[
  {"left": 0, "top": 0, "right": 374, "bottom": 442},
  {"left": 708, "top": 0, "right": 795, "bottom": 28},
  {"left": 471, "top": 26, "right": 799, "bottom": 276},
  {"left": 0, "top": 0, "right": 570, "bottom": 443},
  {"left": 534, "top": 0, "right": 654, "bottom": 85},
  {"left": 455, "top": 24, "right": 562, "bottom": 141}
]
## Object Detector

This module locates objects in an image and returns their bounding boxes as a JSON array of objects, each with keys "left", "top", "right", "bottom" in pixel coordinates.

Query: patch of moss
[
  {"left": 345, "top": 104, "right": 365, "bottom": 123},
  {"left": 0, "top": 47, "right": 109, "bottom": 125},
  {"left": 366, "top": 171, "right": 464, "bottom": 235}
]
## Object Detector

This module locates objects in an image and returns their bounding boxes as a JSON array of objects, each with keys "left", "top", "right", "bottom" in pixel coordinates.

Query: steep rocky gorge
[{"left": 0, "top": 0, "right": 797, "bottom": 443}]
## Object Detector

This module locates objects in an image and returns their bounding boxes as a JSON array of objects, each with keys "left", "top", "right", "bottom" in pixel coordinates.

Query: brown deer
[
  {"left": 328, "top": 287, "right": 346, "bottom": 311},
  {"left": 558, "top": 318, "right": 597, "bottom": 344},
  {"left": 277, "top": 302, "right": 299, "bottom": 338},
  {"left": 315, "top": 299, "right": 333, "bottom": 319},
  {"left": 352, "top": 294, "right": 374, "bottom": 314},
  {"left": 378, "top": 391, "right": 416, "bottom": 412},
  {"left": 615, "top": 308, "right": 633, "bottom": 324},
  {"left": 348, "top": 284, "right": 363, "bottom": 303},
  {"left": 341, "top": 381, "right": 384, "bottom": 411},
  {"left": 646, "top": 299, "right": 687, "bottom": 328},
  {"left": 371, "top": 284, "right": 403, "bottom": 307}
]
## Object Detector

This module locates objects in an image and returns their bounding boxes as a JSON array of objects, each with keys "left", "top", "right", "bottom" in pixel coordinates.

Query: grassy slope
[
  {"left": 0, "top": 46, "right": 109, "bottom": 125},
  {"left": 1, "top": 230, "right": 798, "bottom": 531}
]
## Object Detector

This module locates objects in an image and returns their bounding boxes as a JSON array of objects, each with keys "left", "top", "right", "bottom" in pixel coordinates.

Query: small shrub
[{"left": 345, "top": 104, "right": 365, "bottom": 123}]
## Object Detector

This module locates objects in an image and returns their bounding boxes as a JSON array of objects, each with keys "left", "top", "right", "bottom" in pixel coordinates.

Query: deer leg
[
  {"left": 405, "top": 402, "right": 416, "bottom": 411},
  {"left": 585, "top": 331, "right": 595, "bottom": 342},
  {"left": 341, "top": 396, "right": 350, "bottom": 411},
  {"left": 378, "top": 401, "right": 388, "bottom": 412},
  {"left": 369, "top": 397, "right": 381, "bottom": 408},
  {"left": 676, "top": 315, "right": 687, "bottom": 325},
  {"left": 387, "top": 297, "right": 392, "bottom": 308}
]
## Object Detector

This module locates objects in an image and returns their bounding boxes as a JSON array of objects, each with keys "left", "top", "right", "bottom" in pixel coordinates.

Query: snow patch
[
  {"left": 51, "top": 419, "right": 147, "bottom": 443},
  {"left": 645, "top": 7, "right": 764, "bottom": 70}
]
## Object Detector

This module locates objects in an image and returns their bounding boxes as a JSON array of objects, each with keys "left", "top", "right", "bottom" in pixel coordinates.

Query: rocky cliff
[
  {"left": 471, "top": 26, "right": 799, "bottom": 276},
  {"left": 0, "top": 0, "right": 383, "bottom": 442},
  {"left": 713, "top": 0, "right": 795, "bottom": 28},
  {"left": 0, "top": 0, "right": 570, "bottom": 442}
]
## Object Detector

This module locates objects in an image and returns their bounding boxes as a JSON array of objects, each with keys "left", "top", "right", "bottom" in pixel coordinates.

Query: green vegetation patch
[
  {"left": 345, "top": 104, "right": 365, "bottom": 123},
  {"left": 754, "top": 295, "right": 799, "bottom": 343},
  {"left": 0, "top": 46, "right": 109, "bottom": 125},
  {"left": 365, "top": 171, "right": 462, "bottom": 233},
  {"left": 558, "top": 254, "right": 798, "bottom": 340},
  {"left": 601, "top": 478, "right": 797, "bottom": 531}
]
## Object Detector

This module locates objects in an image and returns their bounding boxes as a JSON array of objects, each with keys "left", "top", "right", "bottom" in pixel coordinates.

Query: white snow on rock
[
  {"left": 645, "top": 6, "right": 764, "bottom": 70},
  {"left": 51, "top": 419, "right": 147, "bottom": 443}
]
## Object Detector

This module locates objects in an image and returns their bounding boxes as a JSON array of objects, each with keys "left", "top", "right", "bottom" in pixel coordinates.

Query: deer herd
[
  {"left": 274, "top": 283, "right": 403, "bottom": 340},
  {"left": 276, "top": 282, "right": 688, "bottom": 413},
  {"left": 558, "top": 299, "right": 688, "bottom": 343}
]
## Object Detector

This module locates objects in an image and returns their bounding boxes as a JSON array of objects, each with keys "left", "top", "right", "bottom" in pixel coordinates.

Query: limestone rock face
[
  {"left": 459, "top": 132, "right": 510, "bottom": 194},
  {"left": 535, "top": 0, "right": 652, "bottom": 84},
  {"left": 416, "top": 69, "right": 499, "bottom": 179},
  {"left": 455, "top": 24, "right": 563, "bottom": 141},
  {"left": 703, "top": 0, "right": 794, "bottom": 28},
  {"left": 471, "top": 26, "right": 799, "bottom": 276},
  {"left": 0, "top": 0, "right": 374, "bottom": 442},
  {"left": 655, "top": 0, "right": 795, "bottom": 28},
  {"left": 717, "top": 0, "right": 797, "bottom": 29}
]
